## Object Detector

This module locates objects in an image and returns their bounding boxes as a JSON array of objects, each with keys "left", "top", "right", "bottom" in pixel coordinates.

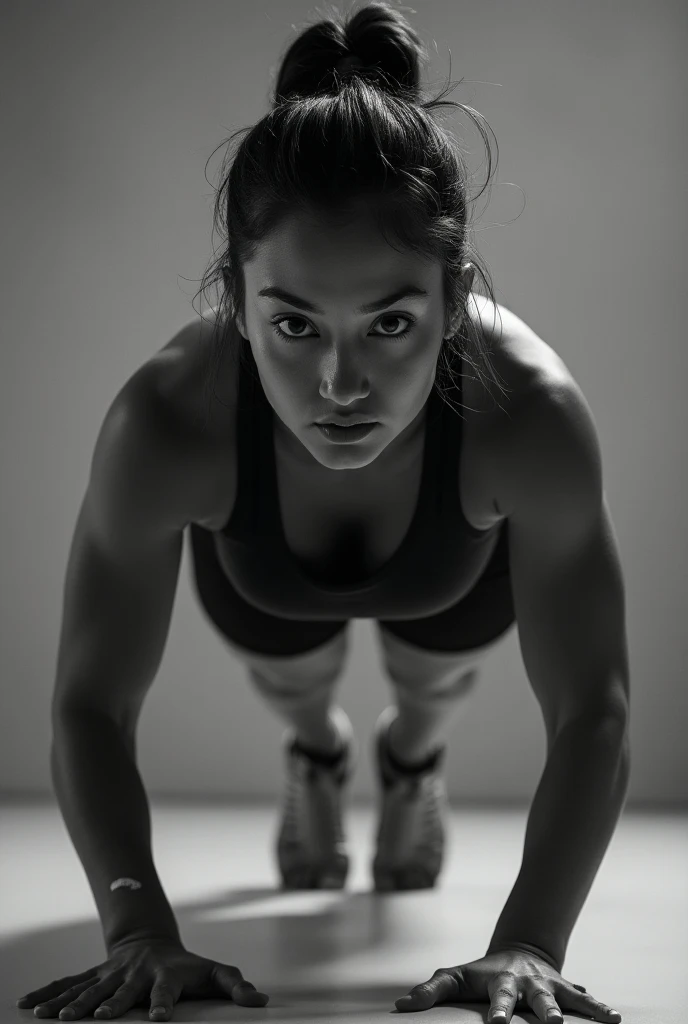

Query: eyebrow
[{"left": 257, "top": 284, "right": 430, "bottom": 315}]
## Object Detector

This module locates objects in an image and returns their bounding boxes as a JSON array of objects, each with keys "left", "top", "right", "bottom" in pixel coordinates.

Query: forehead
[{"left": 243, "top": 209, "right": 441, "bottom": 298}]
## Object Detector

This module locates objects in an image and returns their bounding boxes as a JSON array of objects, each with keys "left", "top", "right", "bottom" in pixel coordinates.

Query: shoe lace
[
  {"left": 377, "top": 767, "right": 446, "bottom": 861},
  {"left": 281, "top": 749, "right": 347, "bottom": 857}
]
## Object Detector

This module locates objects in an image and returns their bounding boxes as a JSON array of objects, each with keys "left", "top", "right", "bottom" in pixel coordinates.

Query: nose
[{"left": 319, "top": 350, "right": 370, "bottom": 405}]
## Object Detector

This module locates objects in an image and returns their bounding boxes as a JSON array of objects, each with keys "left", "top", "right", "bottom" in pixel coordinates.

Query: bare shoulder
[
  {"left": 146, "top": 306, "right": 237, "bottom": 430},
  {"left": 470, "top": 295, "right": 583, "bottom": 519},
  {"left": 467, "top": 293, "right": 571, "bottom": 407},
  {"left": 133, "top": 306, "right": 239, "bottom": 528}
]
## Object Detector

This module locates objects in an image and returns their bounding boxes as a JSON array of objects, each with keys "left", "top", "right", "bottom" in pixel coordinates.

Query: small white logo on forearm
[{"left": 110, "top": 877, "right": 142, "bottom": 891}]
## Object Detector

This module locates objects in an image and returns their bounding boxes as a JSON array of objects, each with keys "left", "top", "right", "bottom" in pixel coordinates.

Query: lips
[{"left": 316, "top": 422, "right": 378, "bottom": 443}]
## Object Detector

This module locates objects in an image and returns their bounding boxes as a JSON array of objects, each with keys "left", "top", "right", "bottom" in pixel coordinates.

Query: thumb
[
  {"left": 212, "top": 964, "right": 270, "bottom": 1006},
  {"left": 396, "top": 971, "right": 461, "bottom": 1011},
  {"left": 396, "top": 986, "right": 436, "bottom": 1010}
]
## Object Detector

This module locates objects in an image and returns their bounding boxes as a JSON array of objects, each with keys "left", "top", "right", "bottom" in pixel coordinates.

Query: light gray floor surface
[{"left": 1, "top": 802, "right": 685, "bottom": 1024}]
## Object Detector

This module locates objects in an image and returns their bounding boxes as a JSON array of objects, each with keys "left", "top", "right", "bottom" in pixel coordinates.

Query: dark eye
[
  {"left": 272, "top": 316, "right": 314, "bottom": 339},
  {"left": 271, "top": 313, "right": 415, "bottom": 342},
  {"left": 374, "top": 315, "right": 414, "bottom": 337}
]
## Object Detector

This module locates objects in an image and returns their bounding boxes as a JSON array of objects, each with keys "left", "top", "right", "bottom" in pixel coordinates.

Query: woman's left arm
[
  {"left": 485, "top": 711, "right": 630, "bottom": 971},
  {"left": 395, "top": 377, "right": 631, "bottom": 1019},
  {"left": 491, "top": 375, "right": 631, "bottom": 966}
]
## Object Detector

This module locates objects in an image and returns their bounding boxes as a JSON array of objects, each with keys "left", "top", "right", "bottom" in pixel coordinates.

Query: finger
[
  {"left": 54, "top": 981, "right": 115, "bottom": 1022},
  {"left": 17, "top": 971, "right": 99, "bottom": 1009},
  {"left": 32, "top": 979, "right": 99, "bottom": 1017},
  {"left": 231, "top": 980, "right": 269, "bottom": 1007},
  {"left": 395, "top": 970, "right": 460, "bottom": 1011},
  {"left": 212, "top": 965, "right": 269, "bottom": 1007},
  {"left": 144, "top": 968, "right": 182, "bottom": 1022},
  {"left": 525, "top": 979, "right": 563, "bottom": 1023},
  {"left": 560, "top": 985, "right": 621, "bottom": 1022},
  {"left": 487, "top": 972, "right": 519, "bottom": 1023}
]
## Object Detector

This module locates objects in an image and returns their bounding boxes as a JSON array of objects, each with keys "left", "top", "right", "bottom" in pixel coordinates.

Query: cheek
[
  {"left": 257, "top": 354, "right": 308, "bottom": 414},
  {"left": 387, "top": 353, "right": 434, "bottom": 403}
]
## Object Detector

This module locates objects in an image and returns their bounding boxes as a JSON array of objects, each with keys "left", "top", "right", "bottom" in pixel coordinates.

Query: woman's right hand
[{"left": 16, "top": 936, "right": 270, "bottom": 1020}]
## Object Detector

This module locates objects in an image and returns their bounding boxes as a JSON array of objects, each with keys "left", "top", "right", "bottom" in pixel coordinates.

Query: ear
[
  {"left": 235, "top": 312, "right": 248, "bottom": 339},
  {"left": 443, "top": 264, "right": 475, "bottom": 338},
  {"left": 222, "top": 265, "right": 249, "bottom": 339}
]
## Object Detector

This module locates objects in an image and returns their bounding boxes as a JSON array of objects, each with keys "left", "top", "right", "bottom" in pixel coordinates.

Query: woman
[{"left": 19, "top": 3, "right": 629, "bottom": 1023}]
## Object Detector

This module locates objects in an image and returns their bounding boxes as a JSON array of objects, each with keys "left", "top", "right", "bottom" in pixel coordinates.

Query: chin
[{"left": 319, "top": 451, "right": 381, "bottom": 471}]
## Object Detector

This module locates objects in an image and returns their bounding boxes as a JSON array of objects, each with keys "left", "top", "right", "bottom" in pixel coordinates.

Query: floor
[{"left": 0, "top": 802, "right": 685, "bottom": 1024}]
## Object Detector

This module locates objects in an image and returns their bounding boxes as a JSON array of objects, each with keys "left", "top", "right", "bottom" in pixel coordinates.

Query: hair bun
[
  {"left": 336, "top": 53, "right": 365, "bottom": 75},
  {"left": 273, "top": 1, "right": 425, "bottom": 105}
]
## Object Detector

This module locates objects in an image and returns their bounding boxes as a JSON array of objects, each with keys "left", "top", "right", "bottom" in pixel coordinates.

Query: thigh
[
  {"left": 376, "top": 533, "right": 517, "bottom": 686},
  {"left": 188, "top": 523, "right": 350, "bottom": 682},
  {"left": 376, "top": 622, "right": 495, "bottom": 692},
  {"left": 223, "top": 625, "right": 350, "bottom": 688}
]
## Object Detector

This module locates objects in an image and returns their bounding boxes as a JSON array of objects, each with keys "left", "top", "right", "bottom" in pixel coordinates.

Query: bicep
[{"left": 52, "top": 381, "right": 189, "bottom": 729}]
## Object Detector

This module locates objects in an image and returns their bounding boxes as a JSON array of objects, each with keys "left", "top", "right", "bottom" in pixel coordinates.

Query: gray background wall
[{"left": 1, "top": 0, "right": 685, "bottom": 806}]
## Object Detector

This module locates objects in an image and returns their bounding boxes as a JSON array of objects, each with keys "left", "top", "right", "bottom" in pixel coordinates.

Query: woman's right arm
[
  {"left": 21, "top": 367, "right": 271, "bottom": 1018},
  {"left": 50, "top": 366, "right": 192, "bottom": 954}
]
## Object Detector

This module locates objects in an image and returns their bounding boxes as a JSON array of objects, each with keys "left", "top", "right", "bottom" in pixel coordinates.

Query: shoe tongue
[{"left": 385, "top": 741, "right": 443, "bottom": 777}]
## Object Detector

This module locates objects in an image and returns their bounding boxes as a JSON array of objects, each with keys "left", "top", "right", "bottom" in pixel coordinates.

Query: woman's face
[{"left": 235, "top": 210, "right": 472, "bottom": 478}]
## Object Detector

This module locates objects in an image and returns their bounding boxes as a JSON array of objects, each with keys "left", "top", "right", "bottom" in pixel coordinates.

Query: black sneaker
[
  {"left": 371, "top": 705, "right": 448, "bottom": 891},
  {"left": 276, "top": 706, "right": 357, "bottom": 890}
]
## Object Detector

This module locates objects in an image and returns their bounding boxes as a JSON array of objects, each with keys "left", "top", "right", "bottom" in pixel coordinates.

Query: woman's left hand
[{"left": 394, "top": 948, "right": 622, "bottom": 1021}]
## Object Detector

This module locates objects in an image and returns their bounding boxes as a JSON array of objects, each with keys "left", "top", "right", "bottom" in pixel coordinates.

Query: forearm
[
  {"left": 486, "top": 714, "right": 630, "bottom": 972},
  {"left": 51, "top": 709, "right": 181, "bottom": 953}
]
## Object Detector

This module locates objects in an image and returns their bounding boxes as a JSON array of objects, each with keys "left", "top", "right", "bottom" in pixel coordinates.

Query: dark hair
[{"left": 192, "top": 0, "right": 509, "bottom": 434}]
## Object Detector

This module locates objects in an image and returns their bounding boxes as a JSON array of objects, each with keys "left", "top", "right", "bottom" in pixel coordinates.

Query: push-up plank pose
[{"left": 18, "top": 3, "right": 630, "bottom": 1023}]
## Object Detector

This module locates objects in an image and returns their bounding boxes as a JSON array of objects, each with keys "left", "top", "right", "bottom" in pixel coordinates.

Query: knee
[
  {"left": 248, "top": 665, "right": 341, "bottom": 701},
  {"left": 392, "top": 666, "right": 481, "bottom": 702}
]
